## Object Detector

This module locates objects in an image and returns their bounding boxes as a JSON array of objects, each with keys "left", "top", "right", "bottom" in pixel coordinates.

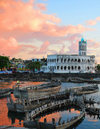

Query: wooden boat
[
  {"left": 67, "top": 77, "right": 100, "bottom": 83},
  {"left": 67, "top": 84, "right": 99, "bottom": 95},
  {"left": 13, "top": 81, "right": 61, "bottom": 99},
  {"left": 56, "top": 112, "right": 85, "bottom": 129},
  {"left": 0, "top": 88, "right": 11, "bottom": 98},
  {"left": 86, "top": 107, "right": 100, "bottom": 115},
  {"left": 7, "top": 90, "right": 70, "bottom": 113},
  {"left": 75, "top": 84, "right": 99, "bottom": 95}
]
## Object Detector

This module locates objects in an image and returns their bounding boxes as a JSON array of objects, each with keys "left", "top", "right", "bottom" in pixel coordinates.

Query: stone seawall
[{"left": 0, "top": 73, "right": 100, "bottom": 82}]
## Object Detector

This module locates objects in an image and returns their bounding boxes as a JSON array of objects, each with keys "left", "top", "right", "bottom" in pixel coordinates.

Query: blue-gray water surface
[{"left": 0, "top": 81, "right": 100, "bottom": 129}]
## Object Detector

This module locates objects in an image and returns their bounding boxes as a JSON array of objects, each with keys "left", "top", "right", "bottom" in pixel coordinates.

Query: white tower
[{"left": 79, "top": 38, "right": 87, "bottom": 56}]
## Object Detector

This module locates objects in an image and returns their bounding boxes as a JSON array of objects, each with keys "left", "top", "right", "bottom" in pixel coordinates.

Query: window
[
  {"left": 61, "top": 58, "right": 63, "bottom": 63},
  {"left": 78, "top": 59, "right": 81, "bottom": 63},
  {"left": 64, "top": 59, "right": 66, "bottom": 63},
  {"left": 72, "top": 66, "right": 74, "bottom": 70},
  {"left": 68, "top": 66, "right": 70, "bottom": 70},
  {"left": 75, "top": 66, "right": 77, "bottom": 70},
  {"left": 87, "top": 66, "right": 89, "bottom": 70},
  {"left": 57, "top": 66, "right": 59, "bottom": 70},
  {"left": 71, "top": 59, "right": 73, "bottom": 62},
  {"left": 64, "top": 66, "right": 66, "bottom": 70},
  {"left": 61, "top": 66, "right": 63, "bottom": 70},
  {"left": 75, "top": 59, "right": 77, "bottom": 62},
  {"left": 68, "top": 58, "right": 70, "bottom": 62},
  {"left": 78, "top": 66, "right": 81, "bottom": 70}
]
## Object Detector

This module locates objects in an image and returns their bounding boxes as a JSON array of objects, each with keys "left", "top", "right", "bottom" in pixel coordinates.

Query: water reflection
[
  {"left": 8, "top": 111, "right": 25, "bottom": 125},
  {"left": 39, "top": 108, "right": 80, "bottom": 125},
  {"left": 0, "top": 81, "right": 44, "bottom": 126},
  {"left": 0, "top": 81, "right": 100, "bottom": 129}
]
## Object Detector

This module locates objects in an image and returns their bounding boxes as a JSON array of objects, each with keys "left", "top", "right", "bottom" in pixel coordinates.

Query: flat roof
[{"left": 47, "top": 54, "right": 95, "bottom": 57}]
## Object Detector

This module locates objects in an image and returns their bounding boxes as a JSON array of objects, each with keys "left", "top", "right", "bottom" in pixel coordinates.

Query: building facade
[{"left": 42, "top": 38, "right": 95, "bottom": 73}]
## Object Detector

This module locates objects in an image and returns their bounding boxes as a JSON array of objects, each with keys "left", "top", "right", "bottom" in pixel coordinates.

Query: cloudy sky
[{"left": 0, "top": 0, "right": 100, "bottom": 63}]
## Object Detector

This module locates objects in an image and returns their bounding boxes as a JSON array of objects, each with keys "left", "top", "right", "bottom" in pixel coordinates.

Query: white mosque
[{"left": 41, "top": 38, "right": 95, "bottom": 73}]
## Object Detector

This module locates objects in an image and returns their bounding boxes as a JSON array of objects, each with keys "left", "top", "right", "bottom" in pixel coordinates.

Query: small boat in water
[
  {"left": 70, "top": 84, "right": 99, "bottom": 95},
  {"left": 0, "top": 88, "right": 11, "bottom": 98},
  {"left": 67, "top": 77, "right": 100, "bottom": 83},
  {"left": 13, "top": 81, "right": 61, "bottom": 98},
  {"left": 7, "top": 88, "right": 70, "bottom": 113}
]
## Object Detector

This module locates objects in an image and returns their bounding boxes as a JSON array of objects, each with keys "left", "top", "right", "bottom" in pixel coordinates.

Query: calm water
[
  {"left": 0, "top": 81, "right": 100, "bottom": 129},
  {"left": 39, "top": 108, "right": 81, "bottom": 125}
]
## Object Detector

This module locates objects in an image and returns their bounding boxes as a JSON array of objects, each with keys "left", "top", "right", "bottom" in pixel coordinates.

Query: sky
[{"left": 0, "top": 0, "right": 100, "bottom": 63}]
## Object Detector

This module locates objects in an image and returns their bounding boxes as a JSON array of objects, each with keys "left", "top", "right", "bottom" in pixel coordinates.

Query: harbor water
[{"left": 0, "top": 81, "right": 100, "bottom": 129}]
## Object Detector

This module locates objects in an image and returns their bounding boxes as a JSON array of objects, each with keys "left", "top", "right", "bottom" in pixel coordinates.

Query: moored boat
[
  {"left": 67, "top": 77, "right": 100, "bottom": 83},
  {"left": 0, "top": 88, "right": 11, "bottom": 98},
  {"left": 13, "top": 81, "right": 61, "bottom": 99},
  {"left": 7, "top": 90, "right": 70, "bottom": 113}
]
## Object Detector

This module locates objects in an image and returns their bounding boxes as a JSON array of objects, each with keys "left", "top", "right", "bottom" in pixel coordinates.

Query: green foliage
[
  {"left": 26, "top": 61, "right": 41, "bottom": 71},
  {"left": 96, "top": 64, "right": 100, "bottom": 71},
  {"left": 0, "top": 56, "right": 10, "bottom": 70}
]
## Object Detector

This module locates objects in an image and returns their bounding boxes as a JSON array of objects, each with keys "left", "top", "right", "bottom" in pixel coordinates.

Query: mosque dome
[{"left": 81, "top": 38, "right": 84, "bottom": 42}]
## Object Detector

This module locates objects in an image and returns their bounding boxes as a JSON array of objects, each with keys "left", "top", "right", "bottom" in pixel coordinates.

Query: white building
[{"left": 41, "top": 38, "right": 95, "bottom": 73}]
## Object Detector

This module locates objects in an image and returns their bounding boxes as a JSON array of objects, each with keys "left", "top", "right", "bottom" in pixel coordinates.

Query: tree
[
  {"left": 26, "top": 61, "right": 41, "bottom": 71},
  {"left": 0, "top": 56, "right": 10, "bottom": 70}
]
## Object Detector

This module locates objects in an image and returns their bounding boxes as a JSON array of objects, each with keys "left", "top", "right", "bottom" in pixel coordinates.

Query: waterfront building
[
  {"left": 32, "top": 58, "right": 41, "bottom": 62},
  {"left": 41, "top": 38, "right": 95, "bottom": 73}
]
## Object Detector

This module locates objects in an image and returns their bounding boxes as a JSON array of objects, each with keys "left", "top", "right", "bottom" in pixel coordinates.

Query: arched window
[
  {"left": 68, "top": 58, "right": 70, "bottom": 62},
  {"left": 68, "top": 66, "right": 70, "bottom": 70},
  {"left": 75, "top": 59, "right": 77, "bottom": 62},
  {"left": 64, "top": 59, "right": 66, "bottom": 63},
  {"left": 57, "top": 66, "right": 59, "bottom": 70},
  {"left": 75, "top": 66, "right": 77, "bottom": 70},
  {"left": 72, "top": 66, "right": 74, "bottom": 70},
  {"left": 71, "top": 59, "right": 73, "bottom": 62},
  {"left": 64, "top": 66, "right": 66, "bottom": 70},
  {"left": 87, "top": 66, "right": 89, "bottom": 70},
  {"left": 61, "top": 66, "right": 63, "bottom": 70},
  {"left": 57, "top": 59, "right": 59, "bottom": 62},
  {"left": 78, "top": 66, "right": 81, "bottom": 70},
  {"left": 78, "top": 59, "right": 81, "bottom": 63},
  {"left": 61, "top": 58, "right": 63, "bottom": 63}
]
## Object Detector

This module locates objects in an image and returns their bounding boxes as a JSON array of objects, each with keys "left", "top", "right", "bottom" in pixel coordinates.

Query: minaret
[{"left": 79, "top": 38, "right": 87, "bottom": 56}]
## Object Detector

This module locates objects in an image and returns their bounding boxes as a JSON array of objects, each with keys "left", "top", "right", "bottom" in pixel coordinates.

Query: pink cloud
[
  {"left": 59, "top": 44, "right": 66, "bottom": 54},
  {"left": 66, "top": 34, "right": 81, "bottom": 54},
  {"left": 0, "top": 0, "right": 60, "bottom": 34},
  {"left": 41, "top": 23, "right": 92, "bottom": 37},
  {"left": 28, "top": 41, "right": 50, "bottom": 56},
  {"left": 0, "top": 0, "right": 91, "bottom": 37},
  {"left": 39, "top": 41, "right": 50, "bottom": 52},
  {"left": 0, "top": 0, "right": 95, "bottom": 59},
  {"left": 87, "top": 20, "right": 97, "bottom": 26},
  {"left": 37, "top": 3, "right": 47, "bottom": 11},
  {"left": 0, "top": 37, "right": 21, "bottom": 56},
  {"left": 86, "top": 17, "right": 100, "bottom": 26}
]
